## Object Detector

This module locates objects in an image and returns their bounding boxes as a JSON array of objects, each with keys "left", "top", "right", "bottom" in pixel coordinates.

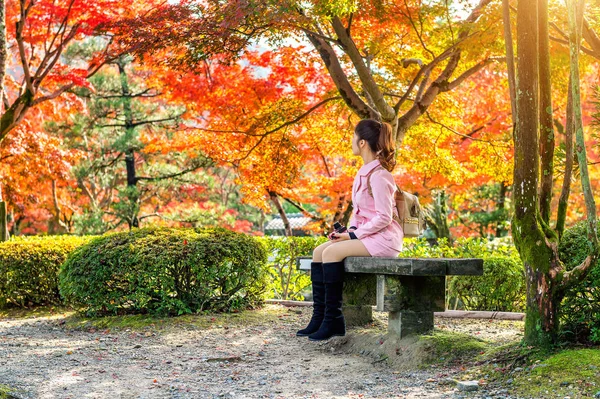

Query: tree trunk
[
  {"left": 0, "top": 184, "right": 7, "bottom": 241},
  {"left": 49, "top": 180, "right": 68, "bottom": 234},
  {"left": 567, "top": 0, "right": 599, "bottom": 248},
  {"left": 269, "top": 191, "right": 292, "bottom": 236},
  {"left": 495, "top": 182, "right": 508, "bottom": 238},
  {"left": 0, "top": 0, "right": 6, "bottom": 111},
  {"left": 425, "top": 190, "right": 452, "bottom": 242},
  {"left": 538, "top": 0, "right": 555, "bottom": 224},
  {"left": 556, "top": 75, "right": 575, "bottom": 238},
  {"left": 332, "top": 194, "right": 346, "bottom": 224},
  {"left": 341, "top": 200, "right": 353, "bottom": 228},
  {"left": 118, "top": 60, "right": 139, "bottom": 229},
  {"left": 514, "top": 0, "right": 560, "bottom": 346}
]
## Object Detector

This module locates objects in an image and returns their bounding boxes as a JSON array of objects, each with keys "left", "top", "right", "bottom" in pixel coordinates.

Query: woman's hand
[{"left": 330, "top": 232, "right": 350, "bottom": 241}]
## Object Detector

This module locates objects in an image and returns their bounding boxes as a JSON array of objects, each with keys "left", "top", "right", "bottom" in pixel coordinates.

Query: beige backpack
[{"left": 366, "top": 166, "right": 425, "bottom": 238}]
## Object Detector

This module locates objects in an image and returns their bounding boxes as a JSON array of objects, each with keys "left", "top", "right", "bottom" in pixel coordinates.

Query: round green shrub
[
  {"left": 59, "top": 227, "right": 268, "bottom": 316},
  {"left": 0, "top": 235, "right": 91, "bottom": 308},
  {"left": 558, "top": 222, "right": 600, "bottom": 343},
  {"left": 447, "top": 255, "right": 526, "bottom": 312}
]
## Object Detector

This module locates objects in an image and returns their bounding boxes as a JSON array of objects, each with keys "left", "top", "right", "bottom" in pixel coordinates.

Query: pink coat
[{"left": 349, "top": 159, "right": 404, "bottom": 257}]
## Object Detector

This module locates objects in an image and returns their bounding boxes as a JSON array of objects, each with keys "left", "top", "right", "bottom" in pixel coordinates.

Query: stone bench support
[{"left": 297, "top": 256, "right": 483, "bottom": 338}]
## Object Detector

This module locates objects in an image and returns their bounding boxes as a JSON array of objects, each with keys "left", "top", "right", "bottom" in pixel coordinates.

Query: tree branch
[
  {"left": 425, "top": 111, "right": 508, "bottom": 146},
  {"left": 97, "top": 115, "right": 182, "bottom": 129},
  {"left": 135, "top": 159, "right": 210, "bottom": 183},
  {"left": 331, "top": 16, "right": 395, "bottom": 121},
  {"left": 304, "top": 32, "right": 376, "bottom": 120},
  {"left": 139, "top": 212, "right": 161, "bottom": 221},
  {"left": 32, "top": 83, "right": 75, "bottom": 106},
  {"left": 396, "top": 0, "right": 494, "bottom": 141},
  {"left": 16, "top": 0, "right": 35, "bottom": 95},
  {"left": 447, "top": 58, "right": 500, "bottom": 91},
  {"left": 283, "top": 197, "right": 323, "bottom": 222}
]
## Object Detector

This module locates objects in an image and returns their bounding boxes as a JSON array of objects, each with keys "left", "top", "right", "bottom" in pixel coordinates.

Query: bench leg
[
  {"left": 342, "top": 273, "right": 376, "bottom": 326},
  {"left": 381, "top": 275, "right": 445, "bottom": 337},
  {"left": 388, "top": 311, "right": 434, "bottom": 337}
]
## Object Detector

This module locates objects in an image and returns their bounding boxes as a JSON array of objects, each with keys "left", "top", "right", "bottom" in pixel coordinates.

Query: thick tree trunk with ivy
[
  {"left": 513, "top": 0, "right": 599, "bottom": 346},
  {"left": 513, "top": 0, "right": 560, "bottom": 346}
]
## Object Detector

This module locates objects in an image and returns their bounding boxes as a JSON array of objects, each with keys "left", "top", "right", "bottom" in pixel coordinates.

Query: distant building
[{"left": 264, "top": 213, "right": 315, "bottom": 236}]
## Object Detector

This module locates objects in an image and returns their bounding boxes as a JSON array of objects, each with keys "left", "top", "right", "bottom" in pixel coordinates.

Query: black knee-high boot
[
  {"left": 296, "top": 262, "right": 325, "bottom": 337},
  {"left": 308, "top": 261, "right": 345, "bottom": 341}
]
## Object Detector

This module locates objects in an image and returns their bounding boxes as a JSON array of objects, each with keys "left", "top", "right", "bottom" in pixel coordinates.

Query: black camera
[{"left": 333, "top": 222, "right": 347, "bottom": 233}]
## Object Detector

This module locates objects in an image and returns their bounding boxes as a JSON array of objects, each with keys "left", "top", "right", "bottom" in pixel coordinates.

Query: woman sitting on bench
[{"left": 297, "top": 119, "right": 404, "bottom": 341}]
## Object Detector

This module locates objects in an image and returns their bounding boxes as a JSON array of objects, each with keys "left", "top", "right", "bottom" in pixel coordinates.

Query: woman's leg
[
  {"left": 312, "top": 240, "right": 336, "bottom": 262},
  {"left": 297, "top": 240, "right": 335, "bottom": 337},
  {"left": 308, "top": 240, "right": 370, "bottom": 341},
  {"left": 321, "top": 239, "right": 371, "bottom": 263}
]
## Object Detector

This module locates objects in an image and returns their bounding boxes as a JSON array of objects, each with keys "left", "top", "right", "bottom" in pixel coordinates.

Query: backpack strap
[
  {"left": 366, "top": 165, "right": 385, "bottom": 197},
  {"left": 366, "top": 165, "right": 402, "bottom": 223}
]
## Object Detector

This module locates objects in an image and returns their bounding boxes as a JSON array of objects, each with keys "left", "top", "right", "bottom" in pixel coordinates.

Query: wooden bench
[{"left": 297, "top": 256, "right": 483, "bottom": 338}]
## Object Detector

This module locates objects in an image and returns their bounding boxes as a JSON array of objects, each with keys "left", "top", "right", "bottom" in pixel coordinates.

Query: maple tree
[
  {"left": 0, "top": 0, "right": 170, "bottom": 237},
  {"left": 0, "top": 0, "right": 133, "bottom": 141},
  {"left": 104, "top": 0, "right": 513, "bottom": 235},
  {"left": 0, "top": 98, "right": 80, "bottom": 235},
  {"left": 0, "top": 0, "right": 597, "bottom": 247},
  {"left": 114, "top": 0, "right": 506, "bottom": 145}
]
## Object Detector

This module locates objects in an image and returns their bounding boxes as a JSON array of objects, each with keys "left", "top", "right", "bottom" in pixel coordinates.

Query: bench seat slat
[{"left": 298, "top": 256, "right": 483, "bottom": 276}]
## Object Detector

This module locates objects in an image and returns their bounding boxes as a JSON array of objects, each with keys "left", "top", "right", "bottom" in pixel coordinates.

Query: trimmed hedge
[
  {"left": 0, "top": 235, "right": 91, "bottom": 308},
  {"left": 403, "top": 237, "right": 525, "bottom": 312},
  {"left": 59, "top": 227, "right": 268, "bottom": 316},
  {"left": 558, "top": 222, "right": 600, "bottom": 343}
]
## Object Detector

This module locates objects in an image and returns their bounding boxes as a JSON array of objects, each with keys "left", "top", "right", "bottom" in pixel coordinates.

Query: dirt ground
[{"left": 0, "top": 304, "right": 524, "bottom": 399}]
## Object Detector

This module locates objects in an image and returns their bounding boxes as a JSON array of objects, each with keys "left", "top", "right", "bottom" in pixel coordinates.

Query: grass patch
[
  {"left": 0, "top": 305, "right": 75, "bottom": 320},
  {"left": 62, "top": 305, "right": 294, "bottom": 332},
  {"left": 418, "top": 329, "right": 488, "bottom": 366},
  {"left": 464, "top": 342, "right": 600, "bottom": 399},
  {"left": 0, "top": 303, "right": 298, "bottom": 333},
  {"left": 511, "top": 348, "right": 600, "bottom": 399},
  {"left": 0, "top": 384, "right": 23, "bottom": 399}
]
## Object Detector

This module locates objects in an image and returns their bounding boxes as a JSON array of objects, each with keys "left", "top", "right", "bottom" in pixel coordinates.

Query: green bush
[
  {"left": 558, "top": 222, "right": 600, "bottom": 343},
  {"left": 403, "top": 237, "right": 525, "bottom": 311},
  {"left": 447, "top": 255, "right": 525, "bottom": 312},
  {"left": 59, "top": 227, "right": 268, "bottom": 316},
  {"left": 258, "top": 236, "right": 327, "bottom": 300},
  {"left": 0, "top": 235, "right": 91, "bottom": 308}
]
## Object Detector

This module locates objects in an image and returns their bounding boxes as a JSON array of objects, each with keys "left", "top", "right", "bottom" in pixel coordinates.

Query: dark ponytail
[{"left": 355, "top": 119, "right": 396, "bottom": 172}]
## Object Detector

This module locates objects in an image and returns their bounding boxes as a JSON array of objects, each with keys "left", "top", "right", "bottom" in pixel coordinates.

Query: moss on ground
[
  {"left": 463, "top": 341, "right": 600, "bottom": 399},
  {"left": 62, "top": 305, "right": 292, "bottom": 332},
  {"left": 0, "top": 305, "right": 74, "bottom": 319},
  {"left": 418, "top": 329, "right": 488, "bottom": 366},
  {"left": 510, "top": 348, "right": 600, "bottom": 398},
  {"left": 0, "top": 304, "right": 294, "bottom": 332},
  {"left": 0, "top": 384, "right": 22, "bottom": 399}
]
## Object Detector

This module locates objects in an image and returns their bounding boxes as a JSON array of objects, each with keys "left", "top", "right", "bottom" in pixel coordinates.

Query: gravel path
[{"left": 0, "top": 305, "right": 523, "bottom": 399}]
